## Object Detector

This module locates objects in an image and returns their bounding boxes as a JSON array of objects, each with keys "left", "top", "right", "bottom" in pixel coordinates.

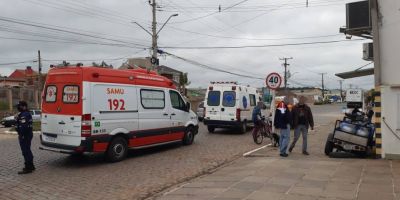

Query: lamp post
[{"left": 133, "top": 13, "right": 178, "bottom": 72}]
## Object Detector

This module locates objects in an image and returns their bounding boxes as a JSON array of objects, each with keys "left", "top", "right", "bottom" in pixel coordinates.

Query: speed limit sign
[{"left": 266, "top": 72, "right": 282, "bottom": 90}]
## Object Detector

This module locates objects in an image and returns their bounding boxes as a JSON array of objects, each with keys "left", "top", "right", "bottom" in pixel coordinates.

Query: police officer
[{"left": 15, "top": 101, "right": 35, "bottom": 174}]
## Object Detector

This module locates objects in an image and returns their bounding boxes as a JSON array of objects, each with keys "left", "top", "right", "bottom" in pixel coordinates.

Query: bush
[{"left": 0, "top": 101, "right": 8, "bottom": 111}]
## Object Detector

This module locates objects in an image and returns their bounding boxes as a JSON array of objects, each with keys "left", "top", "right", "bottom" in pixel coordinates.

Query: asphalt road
[{"left": 0, "top": 104, "right": 344, "bottom": 200}]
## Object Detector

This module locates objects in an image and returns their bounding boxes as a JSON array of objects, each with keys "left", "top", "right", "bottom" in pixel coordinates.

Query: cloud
[{"left": 0, "top": 0, "right": 373, "bottom": 90}]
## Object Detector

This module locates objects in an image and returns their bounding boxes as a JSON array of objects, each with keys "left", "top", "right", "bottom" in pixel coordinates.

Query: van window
[
  {"left": 63, "top": 85, "right": 79, "bottom": 103},
  {"left": 222, "top": 91, "right": 236, "bottom": 107},
  {"left": 141, "top": 89, "right": 165, "bottom": 109},
  {"left": 45, "top": 85, "right": 57, "bottom": 103},
  {"left": 170, "top": 90, "right": 186, "bottom": 111},
  {"left": 207, "top": 91, "right": 220, "bottom": 106},
  {"left": 249, "top": 94, "right": 256, "bottom": 106}
]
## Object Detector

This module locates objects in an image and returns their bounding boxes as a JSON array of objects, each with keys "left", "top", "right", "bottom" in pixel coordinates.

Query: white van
[
  {"left": 40, "top": 66, "right": 198, "bottom": 162},
  {"left": 203, "top": 82, "right": 260, "bottom": 133}
]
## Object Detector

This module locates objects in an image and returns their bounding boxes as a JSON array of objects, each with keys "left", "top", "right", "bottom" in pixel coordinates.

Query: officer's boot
[
  {"left": 18, "top": 163, "right": 33, "bottom": 174},
  {"left": 28, "top": 162, "right": 35, "bottom": 171}
]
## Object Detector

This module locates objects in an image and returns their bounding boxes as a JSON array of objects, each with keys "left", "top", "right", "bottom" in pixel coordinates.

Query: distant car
[
  {"left": 196, "top": 102, "right": 205, "bottom": 121},
  {"left": 0, "top": 110, "right": 41, "bottom": 127}
]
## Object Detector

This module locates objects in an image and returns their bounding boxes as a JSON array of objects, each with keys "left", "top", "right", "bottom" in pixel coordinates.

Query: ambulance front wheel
[
  {"left": 183, "top": 127, "right": 195, "bottom": 145},
  {"left": 106, "top": 136, "right": 128, "bottom": 162}
]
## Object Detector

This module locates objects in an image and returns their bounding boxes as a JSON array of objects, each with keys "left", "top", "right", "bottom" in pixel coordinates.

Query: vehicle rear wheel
[
  {"left": 325, "top": 133, "right": 334, "bottom": 156},
  {"left": 183, "top": 127, "right": 195, "bottom": 145},
  {"left": 240, "top": 121, "right": 247, "bottom": 134},
  {"left": 106, "top": 136, "right": 128, "bottom": 162},
  {"left": 252, "top": 129, "right": 263, "bottom": 145},
  {"left": 207, "top": 126, "right": 215, "bottom": 133}
]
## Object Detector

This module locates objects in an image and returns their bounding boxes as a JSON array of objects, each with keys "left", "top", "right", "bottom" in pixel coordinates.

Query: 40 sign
[{"left": 266, "top": 72, "right": 282, "bottom": 90}]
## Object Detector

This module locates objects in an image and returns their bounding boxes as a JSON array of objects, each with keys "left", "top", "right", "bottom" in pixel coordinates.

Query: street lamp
[{"left": 132, "top": 13, "right": 178, "bottom": 72}]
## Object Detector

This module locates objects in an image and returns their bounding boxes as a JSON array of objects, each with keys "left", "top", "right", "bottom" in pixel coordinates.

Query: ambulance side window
[
  {"left": 45, "top": 85, "right": 57, "bottom": 103},
  {"left": 249, "top": 94, "right": 256, "bottom": 106},
  {"left": 140, "top": 89, "right": 165, "bottom": 109},
  {"left": 170, "top": 90, "right": 186, "bottom": 111}
]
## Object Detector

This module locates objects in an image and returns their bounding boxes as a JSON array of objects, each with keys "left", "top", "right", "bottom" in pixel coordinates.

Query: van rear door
[
  {"left": 205, "top": 90, "right": 221, "bottom": 120},
  {"left": 220, "top": 88, "right": 237, "bottom": 121},
  {"left": 41, "top": 68, "right": 83, "bottom": 147}
]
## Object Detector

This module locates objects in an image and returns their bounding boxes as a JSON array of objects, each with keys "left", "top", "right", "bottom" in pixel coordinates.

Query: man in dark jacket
[
  {"left": 289, "top": 96, "right": 314, "bottom": 155},
  {"left": 15, "top": 101, "right": 35, "bottom": 174},
  {"left": 274, "top": 97, "right": 292, "bottom": 157}
]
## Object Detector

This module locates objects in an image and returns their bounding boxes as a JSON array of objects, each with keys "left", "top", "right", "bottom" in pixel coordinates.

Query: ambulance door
[
  {"left": 220, "top": 86, "right": 237, "bottom": 121},
  {"left": 168, "top": 90, "right": 188, "bottom": 140},
  {"left": 136, "top": 88, "right": 172, "bottom": 146},
  {"left": 91, "top": 83, "right": 139, "bottom": 137},
  {"left": 205, "top": 89, "right": 221, "bottom": 120}
]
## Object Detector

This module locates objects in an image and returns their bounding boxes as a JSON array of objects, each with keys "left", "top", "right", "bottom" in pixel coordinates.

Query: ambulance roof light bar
[{"left": 210, "top": 81, "right": 238, "bottom": 85}]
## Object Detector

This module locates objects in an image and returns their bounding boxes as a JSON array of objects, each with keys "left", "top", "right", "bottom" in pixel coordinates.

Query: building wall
[{"left": 378, "top": 0, "right": 400, "bottom": 158}]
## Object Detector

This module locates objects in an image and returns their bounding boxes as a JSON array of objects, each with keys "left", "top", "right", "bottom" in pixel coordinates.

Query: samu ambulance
[
  {"left": 203, "top": 82, "right": 260, "bottom": 133},
  {"left": 40, "top": 65, "right": 198, "bottom": 162}
]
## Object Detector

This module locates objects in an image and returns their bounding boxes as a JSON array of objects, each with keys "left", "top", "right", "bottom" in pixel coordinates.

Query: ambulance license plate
[{"left": 45, "top": 135, "right": 56, "bottom": 142}]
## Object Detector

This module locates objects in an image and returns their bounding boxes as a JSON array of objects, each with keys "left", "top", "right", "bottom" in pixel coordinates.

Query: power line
[
  {"left": 0, "top": 60, "right": 36, "bottom": 66},
  {"left": 160, "top": 39, "right": 365, "bottom": 49},
  {"left": 159, "top": 50, "right": 264, "bottom": 80},
  {"left": 0, "top": 16, "right": 149, "bottom": 48},
  {"left": 167, "top": 0, "right": 251, "bottom": 24},
  {"left": 166, "top": 26, "right": 342, "bottom": 41}
]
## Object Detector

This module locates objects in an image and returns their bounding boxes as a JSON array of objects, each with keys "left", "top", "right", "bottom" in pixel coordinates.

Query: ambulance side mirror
[{"left": 185, "top": 102, "right": 191, "bottom": 112}]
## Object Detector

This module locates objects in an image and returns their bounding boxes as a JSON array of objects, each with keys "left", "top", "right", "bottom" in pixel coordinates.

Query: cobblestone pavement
[
  {"left": 158, "top": 104, "right": 400, "bottom": 200},
  {"left": 0, "top": 118, "right": 262, "bottom": 199}
]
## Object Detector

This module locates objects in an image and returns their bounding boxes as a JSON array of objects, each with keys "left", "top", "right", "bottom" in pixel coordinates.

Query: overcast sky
[{"left": 0, "top": 0, "right": 373, "bottom": 90}]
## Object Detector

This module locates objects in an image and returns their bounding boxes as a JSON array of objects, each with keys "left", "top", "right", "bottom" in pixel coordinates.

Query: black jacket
[
  {"left": 274, "top": 105, "right": 292, "bottom": 129},
  {"left": 292, "top": 104, "right": 314, "bottom": 129}
]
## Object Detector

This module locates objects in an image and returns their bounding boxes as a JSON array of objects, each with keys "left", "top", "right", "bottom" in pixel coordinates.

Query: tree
[{"left": 179, "top": 72, "right": 191, "bottom": 94}]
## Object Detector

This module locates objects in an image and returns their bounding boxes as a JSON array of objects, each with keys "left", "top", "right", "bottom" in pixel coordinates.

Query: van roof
[{"left": 47, "top": 66, "right": 176, "bottom": 89}]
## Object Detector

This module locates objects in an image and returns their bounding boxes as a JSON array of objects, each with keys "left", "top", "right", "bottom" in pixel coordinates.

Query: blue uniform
[
  {"left": 16, "top": 111, "right": 34, "bottom": 166},
  {"left": 252, "top": 106, "right": 262, "bottom": 125}
]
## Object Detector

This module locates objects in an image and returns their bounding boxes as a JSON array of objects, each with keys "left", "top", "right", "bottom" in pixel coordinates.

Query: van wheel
[
  {"left": 240, "top": 121, "right": 247, "bottom": 134},
  {"left": 207, "top": 126, "right": 215, "bottom": 133},
  {"left": 325, "top": 133, "right": 334, "bottom": 156},
  {"left": 183, "top": 127, "right": 195, "bottom": 145},
  {"left": 106, "top": 136, "right": 128, "bottom": 162}
]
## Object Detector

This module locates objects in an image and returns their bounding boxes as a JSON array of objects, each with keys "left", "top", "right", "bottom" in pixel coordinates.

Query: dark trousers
[{"left": 18, "top": 134, "right": 34, "bottom": 167}]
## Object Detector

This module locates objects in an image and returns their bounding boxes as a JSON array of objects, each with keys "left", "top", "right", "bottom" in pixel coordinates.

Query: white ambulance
[
  {"left": 203, "top": 82, "right": 260, "bottom": 133},
  {"left": 40, "top": 66, "right": 198, "bottom": 162}
]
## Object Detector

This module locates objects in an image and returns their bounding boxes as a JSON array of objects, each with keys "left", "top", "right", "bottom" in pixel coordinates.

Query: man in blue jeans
[
  {"left": 289, "top": 96, "right": 314, "bottom": 155},
  {"left": 274, "top": 98, "right": 292, "bottom": 157}
]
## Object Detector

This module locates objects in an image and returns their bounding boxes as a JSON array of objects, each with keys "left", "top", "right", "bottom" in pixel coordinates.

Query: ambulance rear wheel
[
  {"left": 240, "top": 121, "right": 247, "bottom": 134},
  {"left": 207, "top": 126, "right": 215, "bottom": 133},
  {"left": 183, "top": 127, "right": 195, "bottom": 145},
  {"left": 106, "top": 136, "right": 128, "bottom": 162}
]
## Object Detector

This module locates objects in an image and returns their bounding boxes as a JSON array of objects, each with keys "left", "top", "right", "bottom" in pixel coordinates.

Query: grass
[{"left": 10, "top": 121, "right": 41, "bottom": 132}]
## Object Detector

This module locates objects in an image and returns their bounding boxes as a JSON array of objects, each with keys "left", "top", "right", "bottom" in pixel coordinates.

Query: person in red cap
[{"left": 274, "top": 97, "right": 292, "bottom": 157}]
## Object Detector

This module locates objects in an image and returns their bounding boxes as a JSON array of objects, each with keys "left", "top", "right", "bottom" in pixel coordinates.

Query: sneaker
[
  {"left": 280, "top": 153, "right": 288, "bottom": 157},
  {"left": 303, "top": 151, "right": 309, "bottom": 155}
]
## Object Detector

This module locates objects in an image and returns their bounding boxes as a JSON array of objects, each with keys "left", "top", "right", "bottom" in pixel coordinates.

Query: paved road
[
  {"left": 158, "top": 103, "right": 400, "bottom": 200},
  {"left": 0, "top": 104, "right": 343, "bottom": 200}
]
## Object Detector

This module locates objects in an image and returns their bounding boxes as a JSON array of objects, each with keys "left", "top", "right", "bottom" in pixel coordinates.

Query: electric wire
[{"left": 160, "top": 39, "right": 365, "bottom": 49}]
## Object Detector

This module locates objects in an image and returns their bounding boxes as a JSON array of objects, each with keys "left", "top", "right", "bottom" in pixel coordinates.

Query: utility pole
[
  {"left": 280, "top": 57, "right": 293, "bottom": 89},
  {"left": 132, "top": 1, "right": 178, "bottom": 72},
  {"left": 151, "top": 0, "right": 157, "bottom": 71},
  {"left": 338, "top": 80, "right": 344, "bottom": 102},
  {"left": 38, "top": 50, "right": 42, "bottom": 109},
  {"left": 320, "top": 73, "right": 327, "bottom": 98}
]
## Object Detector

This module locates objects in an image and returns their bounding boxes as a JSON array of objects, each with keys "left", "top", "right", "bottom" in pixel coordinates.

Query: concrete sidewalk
[{"left": 156, "top": 122, "right": 400, "bottom": 200}]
